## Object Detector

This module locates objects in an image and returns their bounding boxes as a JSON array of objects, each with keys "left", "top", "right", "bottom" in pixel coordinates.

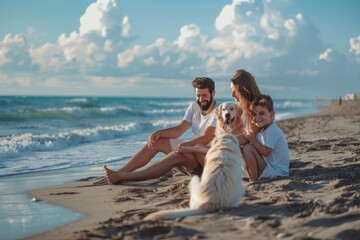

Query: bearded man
[{"left": 95, "top": 77, "right": 218, "bottom": 185}]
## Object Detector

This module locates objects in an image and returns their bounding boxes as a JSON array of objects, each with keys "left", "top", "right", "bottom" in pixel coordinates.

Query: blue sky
[{"left": 1, "top": 0, "right": 359, "bottom": 99}]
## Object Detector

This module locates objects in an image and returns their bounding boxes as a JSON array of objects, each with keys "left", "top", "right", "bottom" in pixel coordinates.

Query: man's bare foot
[
  {"left": 103, "top": 165, "right": 123, "bottom": 184},
  {"left": 93, "top": 176, "right": 108, "bottom": 186}
]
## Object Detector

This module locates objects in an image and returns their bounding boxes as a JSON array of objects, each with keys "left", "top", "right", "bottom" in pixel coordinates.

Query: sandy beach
[{"left": 27, "top": 100, "right": 360, "bottom": 240}]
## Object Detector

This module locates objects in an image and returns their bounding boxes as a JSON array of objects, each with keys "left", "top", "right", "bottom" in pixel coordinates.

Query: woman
[{"left": 229, "top": 69, "right": 261, "bottom": 145}]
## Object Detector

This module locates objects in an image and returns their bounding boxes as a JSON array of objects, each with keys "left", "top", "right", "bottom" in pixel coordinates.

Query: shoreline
[{"left": 27, "top": 100, "right": 360, "bottom": 239}]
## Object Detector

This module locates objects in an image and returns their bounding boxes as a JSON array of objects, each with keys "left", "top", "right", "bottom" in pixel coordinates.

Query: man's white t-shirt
[
  {"left": 183, "top": 101, "right": 218, "bottom": 139},
  {"left": 258, "top": 122, "right": 290, "bottom": 179}
]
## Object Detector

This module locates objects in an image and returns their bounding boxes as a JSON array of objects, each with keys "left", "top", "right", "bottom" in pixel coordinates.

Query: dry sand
[{"left": 28, "top": 100, "right": 360, "bottom": 240}]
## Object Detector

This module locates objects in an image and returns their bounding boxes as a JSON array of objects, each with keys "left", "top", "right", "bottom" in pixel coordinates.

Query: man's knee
[{"left": 151, "top": 138, "right": 171, "bottom": 153}]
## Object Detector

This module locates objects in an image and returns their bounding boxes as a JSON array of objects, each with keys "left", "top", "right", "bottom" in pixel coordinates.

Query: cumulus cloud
[
  {"left": 0, "top": 0, "right": 334, "bottom": 79},
  {"left": 0, "top": 0, "right": 359, "bottom": 98},
  {"left": 29, "top": 0, "right": 134, "bottom": 74},
  {"left": 0, "top": 34, "right": 37, "bottom": 71}
]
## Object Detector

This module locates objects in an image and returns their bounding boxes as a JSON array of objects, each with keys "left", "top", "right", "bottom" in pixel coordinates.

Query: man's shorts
[
  {"left": 169, "top": 138, "right": 184, "bottom": 151},
  {"left": 169, "top": 138, "right": 203, "bottom": 177}
]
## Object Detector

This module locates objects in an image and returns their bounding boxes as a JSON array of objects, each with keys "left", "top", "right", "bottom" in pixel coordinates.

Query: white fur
[{"left": 144, "top": 134, "right": 244, "bottom": 221}]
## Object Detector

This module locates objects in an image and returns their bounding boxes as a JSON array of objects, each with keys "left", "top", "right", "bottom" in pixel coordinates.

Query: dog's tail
[{"left": 144, "top": 208, "right": 204, "bottom": 221}]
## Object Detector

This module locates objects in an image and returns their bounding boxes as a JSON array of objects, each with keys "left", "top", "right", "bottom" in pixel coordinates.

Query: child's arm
[{"left": 244, "top": 132, "right": 272, "bottom": 156}]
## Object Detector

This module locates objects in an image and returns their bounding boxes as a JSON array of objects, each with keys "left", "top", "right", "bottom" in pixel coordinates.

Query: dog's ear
[
  {"left": 233, "top": 104, "right": 244, "bottom": 132},
  {"left": 215, "top": 105, "right": 221, "bottom": 119}
]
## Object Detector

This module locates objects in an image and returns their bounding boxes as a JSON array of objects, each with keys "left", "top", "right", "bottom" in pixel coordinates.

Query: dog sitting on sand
[{"left": 144, "top": 102, "right": 245, "bottom": 221}]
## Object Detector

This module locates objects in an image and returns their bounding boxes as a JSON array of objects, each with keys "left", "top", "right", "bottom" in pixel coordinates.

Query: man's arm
[
  {"left": 179, "top": 126, "right": 215, "bottom": 147},
  {"left": 158, "top": 120, "right": 191, "bottom": 139},
  {"left": 148, "top": 120, "right": 191, "bottom": 148},
  {"left": 175, "top": 145, "right": 210, "bottom": 154}
]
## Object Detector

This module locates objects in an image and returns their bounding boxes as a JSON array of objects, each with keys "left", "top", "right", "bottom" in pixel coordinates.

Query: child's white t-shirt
[{"left": 258, "top": 122, "right": 290, "bottom": 179}]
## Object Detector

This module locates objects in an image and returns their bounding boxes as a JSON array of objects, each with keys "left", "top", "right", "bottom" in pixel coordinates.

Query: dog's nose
[{"left": 225, "top": 113, "right": 230, "bottom": 119}]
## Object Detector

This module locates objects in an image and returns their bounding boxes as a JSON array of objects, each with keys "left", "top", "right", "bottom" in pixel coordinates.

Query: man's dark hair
[{"left": 192, "top": 77, "right": 215, "bottom": 93}]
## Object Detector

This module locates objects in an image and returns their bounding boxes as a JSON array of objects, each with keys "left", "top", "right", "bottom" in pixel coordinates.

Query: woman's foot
[{"left": 104, "top": 165, "right": 123, "bottom": 184}]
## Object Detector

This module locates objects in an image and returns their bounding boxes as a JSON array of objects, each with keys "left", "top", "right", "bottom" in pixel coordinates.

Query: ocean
[{"left": 0, "top": 96, "right": 327, "bottom": 239}]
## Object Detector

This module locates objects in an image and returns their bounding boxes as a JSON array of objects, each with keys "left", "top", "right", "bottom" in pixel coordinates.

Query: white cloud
[
  {"left": 215, "top": 3, "right": 236, "bottom": 31},
  {"left": 40, "top": 77, "right": 62, "bottom": 87},
  {"left": 0, "top": 48, "right": 10, "bottom": 65},
  {"left": 349, "top": 35, "right": 360, "bottom": 60},
  {"left": 284, "top": 18, "right": 296, "bottom": 36},
  {"left": 88, "top": 74, "right": 142, "bottom": 87},
  {"left": 0, "top": 34, "right": 36, "bottom": 70},
  {"left": 350, "top": 37, "right": 360, "bottom": 54},
  {"left": 260, "top": 10, "right": 283, "bottom": 40},
  {"left": 0, "top": 0, "right": 328, "bottom": 79},
  {"left": 79, "top": 0, "right": 118, "bottom": 36},
  {"left": 144, "top": 56, "right": 156, "bottom": 66},
  {"left": 319, "top": 48, "right": 333, "bottom": 62},
  {"left": 0, "top": 0, "right": 359, "bottom": 98},
  {"left": 0, "top": 73, "right": 12, "bottom": 84},
  {"left": 122, "top": 16, "right": 130, "bottom": 37},
  {"left": 30, "top": 0, "right": 134, "bottom": 74},
  {"left": 175, "top": 24, "right": 206, "bottom": 53},
  {"left": 117, "top": 45, "right": 143, "bottom": 68},
  {"left": 0, "top": 73, "right": 31, "bottom": 87}
]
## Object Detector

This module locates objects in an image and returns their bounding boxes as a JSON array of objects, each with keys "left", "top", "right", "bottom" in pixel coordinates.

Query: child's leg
[{"left": 242, "top": 144, "right": 267, "bottom": 181}]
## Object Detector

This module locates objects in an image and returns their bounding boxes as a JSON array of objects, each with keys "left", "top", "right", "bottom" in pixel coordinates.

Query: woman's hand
[{"left": 244, "top": 129, "right": 257, "bottom": 144}]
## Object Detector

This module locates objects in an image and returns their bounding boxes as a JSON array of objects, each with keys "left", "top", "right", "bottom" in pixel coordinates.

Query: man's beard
[{"left": 197, "top": 95, "right": 213, "bottom": 111}]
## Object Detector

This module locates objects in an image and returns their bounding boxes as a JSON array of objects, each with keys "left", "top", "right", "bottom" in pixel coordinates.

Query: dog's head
[{"left": 215, "top": 102, "right": 244, "bottom": 135}]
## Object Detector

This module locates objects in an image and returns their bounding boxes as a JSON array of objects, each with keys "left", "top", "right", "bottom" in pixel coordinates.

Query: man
[{"left": 95, "top": 77, "right": 218, "bottom": 185}]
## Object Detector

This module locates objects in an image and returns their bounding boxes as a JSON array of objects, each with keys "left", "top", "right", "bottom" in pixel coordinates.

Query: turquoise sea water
[{"left": 0, "top": 96, "right": 327, "bottom": 239}]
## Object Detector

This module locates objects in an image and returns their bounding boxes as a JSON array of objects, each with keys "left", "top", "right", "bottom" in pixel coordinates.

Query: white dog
[{"left": 145, "top": 103, "right": 244, "bottom": 221}]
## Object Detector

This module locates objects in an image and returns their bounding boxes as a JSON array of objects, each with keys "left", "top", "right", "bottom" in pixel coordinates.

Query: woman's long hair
[{"left": 230, "top": 69, "right": 261, "bottom": 122}]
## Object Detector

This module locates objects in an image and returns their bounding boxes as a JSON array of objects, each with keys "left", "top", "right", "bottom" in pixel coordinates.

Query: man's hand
[
  {"left": 175, "top": 145, "right": 195, "bottom": 154},
  {"left": 148, "top": 131, "right": 161, "bottom": 149},
  {"left": 176, "top": 143, "right": 209, "bottom": 154}
]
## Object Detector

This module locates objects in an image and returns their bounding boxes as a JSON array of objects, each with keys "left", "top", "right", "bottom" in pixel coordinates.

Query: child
[{"left": 242, "top": 94, "right": 290, "bottom": 181}]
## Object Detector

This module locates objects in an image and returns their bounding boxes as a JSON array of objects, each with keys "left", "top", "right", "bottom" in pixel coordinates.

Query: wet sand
[{"left": 28, "top": 100, "right": 360, "bottom": 240}]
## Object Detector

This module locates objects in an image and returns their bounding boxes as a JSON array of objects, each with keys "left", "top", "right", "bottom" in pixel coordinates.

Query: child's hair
[{"left": 250, "top": 94, "right": 274, "bottom": 112}]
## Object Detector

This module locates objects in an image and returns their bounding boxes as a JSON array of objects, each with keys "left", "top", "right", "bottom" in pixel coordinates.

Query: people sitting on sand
[
  {"left": 243, "top": 94, "right": 290, "bottom": 181},
  {"left": 95, "top": 77, "right": 219, "bottom": 185}
]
